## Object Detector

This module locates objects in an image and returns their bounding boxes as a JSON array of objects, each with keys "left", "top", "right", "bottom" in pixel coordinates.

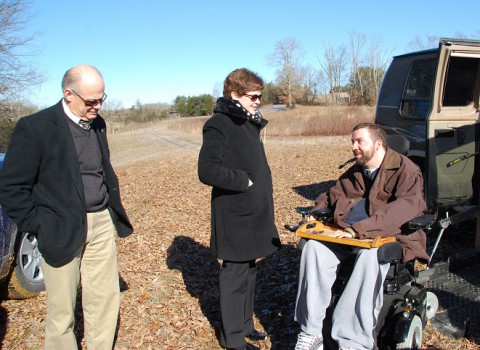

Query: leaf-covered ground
[{"left": 0, "top": 124, "right": 478, "bottom": 349}]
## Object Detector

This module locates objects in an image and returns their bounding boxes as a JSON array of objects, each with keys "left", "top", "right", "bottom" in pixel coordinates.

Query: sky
[{"left": 23, "top": 0, "right": 480, "bottom": 109}]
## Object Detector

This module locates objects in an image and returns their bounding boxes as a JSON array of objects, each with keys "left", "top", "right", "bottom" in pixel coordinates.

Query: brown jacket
[{"left": 314, "top": 148, "right": 428, "bottom": 262}]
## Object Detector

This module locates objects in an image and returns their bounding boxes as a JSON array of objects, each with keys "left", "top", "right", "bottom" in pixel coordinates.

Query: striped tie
[{"left": 78, "top": 120, "right": 91, "bottom": 130}]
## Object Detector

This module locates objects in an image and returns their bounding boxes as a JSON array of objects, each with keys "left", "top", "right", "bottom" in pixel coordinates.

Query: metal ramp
[
  {"left": 426, "top": 252, "right": 480, "bottom": 339},
  {"left": 417, "top": 203, "right": 480, "bottom": 340}
]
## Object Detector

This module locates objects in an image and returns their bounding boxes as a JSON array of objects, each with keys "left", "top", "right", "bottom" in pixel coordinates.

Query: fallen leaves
[{"left": 0, "top": 126, "right": 477, "bottom": 349}]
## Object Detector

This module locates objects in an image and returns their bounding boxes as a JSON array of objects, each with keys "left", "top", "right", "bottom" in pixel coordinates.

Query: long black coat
[
  {"left": 0, "top": 101, "right": 133, "bottom": 267},
  {"left": 198, "top": 98, "right": 280, "bottom": 261}
]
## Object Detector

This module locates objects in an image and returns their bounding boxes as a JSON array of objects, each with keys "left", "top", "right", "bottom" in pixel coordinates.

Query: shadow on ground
[
  {"left": 166, "top": 235, "right": 303, "bottom": 350},
  {"left": 166, "top": 236, "right": 221, "bottom": 339},
  {"left": 255, "top": 244, "right": 301, "bottom": 350},
  {"left": 292, "top": 180, "right": 336, "bottom": 201}
]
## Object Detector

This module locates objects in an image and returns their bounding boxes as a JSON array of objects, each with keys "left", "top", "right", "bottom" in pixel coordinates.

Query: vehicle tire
[
  {"left": 7, "top": 231, "right": 45, "bottom": 299},
  {"left": 425, "top": 291, "right": 439, "bottom": 320},
  {"left": 395, "top": 315, "right": 423, "bottom": 350}
]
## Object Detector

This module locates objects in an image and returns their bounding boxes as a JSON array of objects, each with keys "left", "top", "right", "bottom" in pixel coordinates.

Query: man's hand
[
  {"left": 322, "top": 227, "right": 356, "bottom": 238},
  {"left": 329, "top": 230, "right": 355, "bottom": 238}
]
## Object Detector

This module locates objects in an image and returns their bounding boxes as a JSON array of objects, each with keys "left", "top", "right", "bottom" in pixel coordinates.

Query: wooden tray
[{"left": 295, "top": 221, "right": 396, "bottom": 248}]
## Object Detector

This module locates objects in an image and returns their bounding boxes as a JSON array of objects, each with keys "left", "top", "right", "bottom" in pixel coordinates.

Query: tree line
[
  {"left": 266, "top": 31, "right": 480, "bottom": 108},
  {"left": 170, "top": 30, "right": 480, "bottom": 114}
]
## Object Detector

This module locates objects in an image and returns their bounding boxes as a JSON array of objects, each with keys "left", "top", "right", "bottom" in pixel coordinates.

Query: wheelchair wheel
[
  {"left": 395, "top": 315, "right": 422, "bottom": 350},
  {"left": 425, "top": 291, "right": 439, "bottom": 320}
]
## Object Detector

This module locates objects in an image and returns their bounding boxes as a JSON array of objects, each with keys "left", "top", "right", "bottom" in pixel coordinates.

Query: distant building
[
  {"left": 316, "top": 92, "right": 350, "bottom": 105},
  {"left": 169, "top": 111, "right": 180, "bottom": 119}
]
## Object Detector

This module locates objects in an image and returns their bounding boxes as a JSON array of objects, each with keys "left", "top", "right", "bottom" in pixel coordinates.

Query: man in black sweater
[{"left": 0, "top": 65, "right": 133, "bottom": 349}]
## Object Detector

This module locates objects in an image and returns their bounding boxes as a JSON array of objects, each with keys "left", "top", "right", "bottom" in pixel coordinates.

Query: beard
[{"left": 354, "top": 147, "right": 375, "bottom": 166}]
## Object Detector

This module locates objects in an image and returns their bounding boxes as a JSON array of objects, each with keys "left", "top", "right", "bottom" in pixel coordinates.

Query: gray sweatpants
[{"left": 295, "top": 239, "right": 389, "bottom": 350}]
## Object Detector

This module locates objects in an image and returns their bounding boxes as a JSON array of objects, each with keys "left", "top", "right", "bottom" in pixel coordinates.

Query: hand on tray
[{"left": 322, "top": 229, "right": 353, "bottom": 239}]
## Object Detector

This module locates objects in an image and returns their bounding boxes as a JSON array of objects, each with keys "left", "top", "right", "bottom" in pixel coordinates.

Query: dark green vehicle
[
  {"left": 375, "top": 37, "right": 480, "bottom": 209},
  {"left": 375, "top": 38, "right": 480, "bottom": 347}
]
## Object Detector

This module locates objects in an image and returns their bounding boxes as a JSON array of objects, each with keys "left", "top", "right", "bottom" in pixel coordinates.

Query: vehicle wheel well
[{"left": 5, "top": 231, "right": 44, "bottom": 299}]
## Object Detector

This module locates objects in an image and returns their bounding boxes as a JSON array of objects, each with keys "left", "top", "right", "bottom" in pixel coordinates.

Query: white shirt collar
[
  {"left": 365, "top": 166, "right": 379, "bottom": 173},
  {"left": 364, "top": 167, "right": 379, "bottom": 179},
  {"left": 62, "top": 98, "right": 82, "bottom": 125}
]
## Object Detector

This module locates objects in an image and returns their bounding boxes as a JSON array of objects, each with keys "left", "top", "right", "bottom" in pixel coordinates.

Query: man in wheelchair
[{"left": 294, "top": 123, "right": 429, "bottom": 350}]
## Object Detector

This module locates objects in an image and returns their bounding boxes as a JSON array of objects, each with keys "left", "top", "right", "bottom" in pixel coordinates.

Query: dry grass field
[
  {"left": 166, "top": 105, "right": 375, "bottom": 137},
  {"left": 0, "top": 106, "right": 478, "bottom": 349}
]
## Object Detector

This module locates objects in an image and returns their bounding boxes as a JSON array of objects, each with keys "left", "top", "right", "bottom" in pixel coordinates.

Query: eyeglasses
[
  {"left": 71, "top": 90, "right": 107, "bottom": 107},
  {"left": 244, "top": 94, "right": 262, "bottom": 101}
]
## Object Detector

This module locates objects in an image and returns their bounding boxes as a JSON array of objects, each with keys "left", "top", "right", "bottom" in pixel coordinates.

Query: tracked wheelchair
[{"left": 285, "top": 132, "right": 480, "bottom": 349}]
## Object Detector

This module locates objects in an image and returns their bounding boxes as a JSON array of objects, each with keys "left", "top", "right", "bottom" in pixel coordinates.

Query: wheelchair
[
  {"left": 285, "top": 132, "right": 480, "bottom": 348},
  {"left": 285, "top": 207, "right": 439, "bottom": 350}
]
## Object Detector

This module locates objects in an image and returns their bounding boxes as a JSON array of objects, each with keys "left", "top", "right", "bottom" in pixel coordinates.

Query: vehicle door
[{"left": 426, "top": 38, "right": 480, "bottom": 207}]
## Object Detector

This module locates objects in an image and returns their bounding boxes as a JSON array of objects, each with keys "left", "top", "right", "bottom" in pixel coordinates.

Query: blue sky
[{"left": 25, "top": 0, "right": 480, "bottom": 109}]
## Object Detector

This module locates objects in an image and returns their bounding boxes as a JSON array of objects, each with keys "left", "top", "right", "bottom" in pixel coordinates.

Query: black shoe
[{"left": 246, "top": 329, "right": 267, "bottom": 341}]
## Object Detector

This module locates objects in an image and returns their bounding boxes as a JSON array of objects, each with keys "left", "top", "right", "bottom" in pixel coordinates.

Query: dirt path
[{"left": 108, "top": 123, "right": 202, "bottom": 167}]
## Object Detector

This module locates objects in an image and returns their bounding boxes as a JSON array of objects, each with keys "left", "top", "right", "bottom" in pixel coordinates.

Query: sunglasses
[
  {"left": 71, "top": 90, "right": 107, "bottom": 107},
  {"left": 244, "top": 94, "right": 262, "bottom": 101}
]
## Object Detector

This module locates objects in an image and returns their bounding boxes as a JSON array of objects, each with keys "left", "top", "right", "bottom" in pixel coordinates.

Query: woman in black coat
[{"left": 198, "top": 68, "right": 280, "bottom": 350}]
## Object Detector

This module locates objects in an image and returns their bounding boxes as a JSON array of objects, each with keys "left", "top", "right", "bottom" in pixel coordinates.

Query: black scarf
[{"left": 214, "top": 97, "right": 264, "bottom": 125}]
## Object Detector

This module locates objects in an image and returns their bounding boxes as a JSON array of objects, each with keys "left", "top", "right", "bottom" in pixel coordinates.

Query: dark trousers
[{"left": 219, "top": 260, "right": 257, "bottom": 348}]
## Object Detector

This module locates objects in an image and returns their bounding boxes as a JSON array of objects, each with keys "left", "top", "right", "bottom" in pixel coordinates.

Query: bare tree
[
  {"left": 453, "top": 31, "right": 469, "bottom": 39},
  {"left": 267, "top": 37, "right": 305, "bottom": 108},
  {"left": 318, "top": 44, "right": 348, "bottom": 104},
  {"left": 406, "top": 35, "right": 439, "bottom": 51},
  {"left": 102, "top": 98, "right": 124, "bottom": 134},
  {"left": 408, "top": 32, "right": 480, "bottom": 52},
  {"left": 366, "top": 36, "right": 392, "bottom": 104},
  {"left": 212, "top": 81, "right": 223, "bottom": 99},
  {"left": 301, "top": 64, "right": 324, "bottom": 105},
  {"left": 0, "top": 0, "right": 42, "bottom": 102},
  {"left": 349, "top": 31, "right": 367, "bottom": 104}
]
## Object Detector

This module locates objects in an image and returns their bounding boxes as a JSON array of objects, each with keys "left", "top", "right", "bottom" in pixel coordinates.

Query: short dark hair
[
  {"left": 223, "top": 68, "right": 264, "bottom": 98},
  {"left": 353, "top": 122, "right": 387, "bottom": 150}
]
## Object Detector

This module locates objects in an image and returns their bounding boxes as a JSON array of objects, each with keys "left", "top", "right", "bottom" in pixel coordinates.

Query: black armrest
[
  {"left": 285, "top": 206, "right": 316, "bottom": 233},
  {"left": 295, "top": 206, "right": 314, "bottom": 215},
  {"left": 408, "top": 214, "right": 436, "bottom": 230},
  {"left": 311, "top": 208, "right": 332, "bottom": 219},
  {"left": 377, "top": 242, "right": 403, "bottom": 264},
  {"left": 284, "top": 224, "right": 300, "bottom": 232}
]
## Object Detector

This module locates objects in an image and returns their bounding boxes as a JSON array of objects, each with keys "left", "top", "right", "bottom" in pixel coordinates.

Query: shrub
[{"left": 0, "top": 117, "right": 15, "bottom": 152}]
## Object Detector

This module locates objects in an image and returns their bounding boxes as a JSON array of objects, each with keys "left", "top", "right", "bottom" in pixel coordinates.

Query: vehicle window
[
  {"left": 443, "top": 56, "right": 479, "bottom": 106},
  {"left": 401, "top": 59, "right": 435, "bottom": 119}
]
